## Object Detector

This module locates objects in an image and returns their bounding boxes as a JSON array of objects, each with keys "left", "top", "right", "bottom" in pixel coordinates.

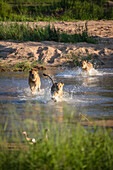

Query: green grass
[
  {"left": 0, "top": 0, "right": 113, "bottom": 21},
  {"left": 0, "top": 103, "right": 113, "bottom": 170},
  {"left": 0, "top": 122, "right": 113, "bottom": 169},
  {"left": 0, "top": 22, "right": 97, "bottom": 44},
  {"left": 12, "top": 61, "right": 45, "bottom": 72},
  {"left": 0, "top": 60, "right": 46, "bottom": 72}
]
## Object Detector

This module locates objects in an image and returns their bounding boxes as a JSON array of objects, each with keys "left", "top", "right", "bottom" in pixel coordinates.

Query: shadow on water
[{"left": 0, "top": 67, "right": 113, "bottom": 135}]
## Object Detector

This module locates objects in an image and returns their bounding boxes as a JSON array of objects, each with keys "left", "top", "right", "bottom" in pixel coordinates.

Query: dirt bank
[{"left": 0, "top": 20, "right": 113, "bottom": 71}]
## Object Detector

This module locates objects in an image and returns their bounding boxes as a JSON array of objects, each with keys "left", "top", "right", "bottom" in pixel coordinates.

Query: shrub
[
  {"left": 0, "top": 22, "right": 97, "bottom": 43},
  {"left": 0, "top": 1, "right": 12, "bottom": 20}
]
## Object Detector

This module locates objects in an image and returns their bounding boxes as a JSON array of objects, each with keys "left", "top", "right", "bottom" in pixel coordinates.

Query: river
[{"left": 0, "top": 67, "right": 113, "bottom": 137}]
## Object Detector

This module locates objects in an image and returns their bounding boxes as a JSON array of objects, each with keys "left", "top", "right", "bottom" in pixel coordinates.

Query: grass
[
  {"left": 0, "top": 0, "right": 113, "bottom": 21},
  {"left": 0, "top": 22, "right": 97, "bottom": 43},
  {"left": 0, "top": 122, "right": 113, "bottom": 169},
  {"left": 11, "top": 61, "right": 43, "bottom": 72},
  {"left": 0, "top": 61, "right": 45, "bottom": 72},
  {"left": 0, "top": 103, "right": 113, "bottom": 170}
]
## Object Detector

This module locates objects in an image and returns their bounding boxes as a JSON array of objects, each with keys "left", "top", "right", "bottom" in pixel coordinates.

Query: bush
[
  {"left": 0, "top": 0, "right": 113, "bottom": 21},
  {"left": 0, "top": 102, "right": 113, "bottom": 169},
  {"left": 0, "top": 123, "right": 113, "bottom": 170},
  {"left": 0, "top": 22, "right": 97, "bottom": 43},
  {"left": 0, "top": 1, "right": 12, "bottom": 20}
]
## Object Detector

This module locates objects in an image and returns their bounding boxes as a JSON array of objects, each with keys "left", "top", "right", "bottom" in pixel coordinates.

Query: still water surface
[{"left": 0, "top": 67, "right": 113, "bottom": 135}]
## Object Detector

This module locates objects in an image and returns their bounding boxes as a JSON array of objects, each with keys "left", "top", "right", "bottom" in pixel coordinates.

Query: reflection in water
[
  {"left": 0, "top": 68, "right": 113, "bottom": 134},
  {"left": 82, "top": 76, "right": 99, "bottom": 87}
]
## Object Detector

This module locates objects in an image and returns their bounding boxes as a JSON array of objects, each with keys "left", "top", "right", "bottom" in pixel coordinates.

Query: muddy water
[{"left": 0, "top": 68, "right": 113, "bottom": 135}]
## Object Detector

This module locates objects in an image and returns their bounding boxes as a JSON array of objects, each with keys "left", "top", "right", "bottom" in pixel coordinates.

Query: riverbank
[{"left": 0, "top": 20, "right": 113, "bottom": 72}]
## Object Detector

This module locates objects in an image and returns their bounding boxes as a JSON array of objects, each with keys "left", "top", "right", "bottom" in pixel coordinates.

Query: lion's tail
[{"left": 43, "top": 73, "right": 55, "bottom": 84}]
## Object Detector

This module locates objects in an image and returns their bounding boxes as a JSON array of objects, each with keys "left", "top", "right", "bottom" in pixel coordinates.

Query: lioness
[
  {"left": 43, "top": 73, "right": 64, "bottom": 101},
  {"left": 82, "top": 60, "right": 93, "bottom": 71},
  {"left": 29, "top": 70, "right": 41, "bottom": 93}
]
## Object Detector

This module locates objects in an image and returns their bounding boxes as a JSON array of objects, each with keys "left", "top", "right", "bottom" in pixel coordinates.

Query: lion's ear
[{"left": 61, "top": 83, "right": 64, "bottom": 86}]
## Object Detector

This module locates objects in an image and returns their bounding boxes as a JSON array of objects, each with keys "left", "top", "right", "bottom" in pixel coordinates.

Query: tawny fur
[
  {"left": 43, "top": 73, "right": 64, "bottom": 101},
  {"left": 82, "top": 61, "right": 93, "bottom": 71},
  {"left": 29, "top": 70, "right": 41, "bottom": 93}
]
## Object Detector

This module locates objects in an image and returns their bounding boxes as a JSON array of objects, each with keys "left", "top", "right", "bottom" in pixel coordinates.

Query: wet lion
[
  {"left": 43, "top": 73, "right": 64, "bottom": 102},
  {"left": 29, "top": 70, "right": 41, "bottom": 93},
  {"left": 82, "top": 60, "right": 93, "bottom": 71}
]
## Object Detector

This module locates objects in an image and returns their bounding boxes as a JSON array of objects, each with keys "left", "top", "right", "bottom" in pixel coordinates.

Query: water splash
[
  {"left": 19, "top": 87, "right": 51, "bottom": 103},
  {"left": 82, "top": 68, "right": 103, "bottom": 77},
  {"left": 14, "top": 68, "right": 113, "bottom": 106},
  {"left": 56, "top": 67, "right": 104, "bottom": 78}
]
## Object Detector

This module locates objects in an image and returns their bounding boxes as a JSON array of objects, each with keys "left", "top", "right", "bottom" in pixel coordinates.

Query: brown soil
[{"left": 0, "top": 20, "right": 113, "bottom": 71}]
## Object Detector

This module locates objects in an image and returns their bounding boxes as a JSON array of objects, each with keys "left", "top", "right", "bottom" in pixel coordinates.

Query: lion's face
[
  {"left": 82, "top": 61, "right": 93, "bottom": 71},
  {"left": 82, "top": 61, "right": 87, "bottom": 69},
  {"left": 57, "top": 83, "right": 64, "bottom": 91},
  {"left": 51, "top": 82, "right": 64, "bottom": 97},
  {"left": 29, "top": 70, "right": 38, "bottom": 81}
]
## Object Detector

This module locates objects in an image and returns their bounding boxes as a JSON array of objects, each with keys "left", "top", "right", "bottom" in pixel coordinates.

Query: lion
[
  {"left": 43, "top": 73, "right": 64, "bottom": 102},
  {"left": 82, "top": 60, "right": 93, "bottom": 71},
  {"left": 29, "top": 70, "right": 41, "bottom": 93}
]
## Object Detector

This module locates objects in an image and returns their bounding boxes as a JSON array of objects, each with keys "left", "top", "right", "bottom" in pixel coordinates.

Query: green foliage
[
  {"left": 0, "top": 103, "right": 113, "bottom": 169},
  {"left": 0, "top": 0, "right": 113, "bottom": 21},
  {"left": 0, "top": 22, "right": 97, "bottom": 44},
  {"left": 0, "top": 1, "right": 12, "bottom": 20},
  {"left": 12, "top": 61, "right": 31, "bottom": 71},
  {"left": 11, "top": 61, "right": 44, "bottom": 72},
  {"left": 0, "top": 122, "right": 113, "bottom": 169}
]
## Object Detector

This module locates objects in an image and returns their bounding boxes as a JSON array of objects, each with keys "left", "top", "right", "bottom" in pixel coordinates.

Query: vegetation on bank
[
  {"left": 0, "top": 0, "right": 113, "bottom": 21},
  {"left": 0, "top": 21, "right": 97, "bottom": 72},
  {"left": 0, "top": 61, "right": 46, "bottom": 72},
  {"left": 0, "top": 22, "right": 97, "bottom": 43}
]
